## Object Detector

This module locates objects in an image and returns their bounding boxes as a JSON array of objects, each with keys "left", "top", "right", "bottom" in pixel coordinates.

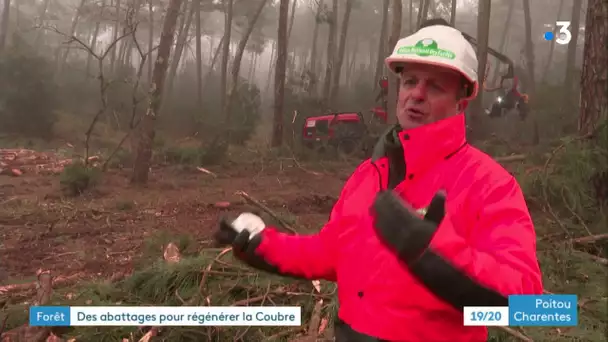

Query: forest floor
[{"left": 0, "top": 135, "right": 606, "bottom": 341}]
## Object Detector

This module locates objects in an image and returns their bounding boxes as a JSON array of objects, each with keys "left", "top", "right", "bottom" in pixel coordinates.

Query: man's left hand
[{"left": 371, "top": 190, "right": 446, "bottom": 264}]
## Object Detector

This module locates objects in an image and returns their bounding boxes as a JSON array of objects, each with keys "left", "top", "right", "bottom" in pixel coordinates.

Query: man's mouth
[{"left": 405, "top": 108, "right": 426, "bottom": 120}]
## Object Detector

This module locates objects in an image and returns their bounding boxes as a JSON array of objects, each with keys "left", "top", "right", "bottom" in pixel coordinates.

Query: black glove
[
  {"left": 213, "top": 214, "right": 289, "bottom": 276},
  {"left": 372, "top": 190, "right": 446, "bottom": 264}
]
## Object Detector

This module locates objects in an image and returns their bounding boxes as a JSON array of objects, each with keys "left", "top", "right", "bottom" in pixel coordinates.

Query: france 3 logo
[{"left": 544, "top": 21, "right": 572, "bottom": 45}]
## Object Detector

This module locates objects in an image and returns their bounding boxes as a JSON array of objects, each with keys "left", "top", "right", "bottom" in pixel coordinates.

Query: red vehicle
[
  {"left": 370, "top": 106, "right": 388, "bottom": 122},
  {"left": 302, "top": 108, "right": 388, "bottom": 155}
]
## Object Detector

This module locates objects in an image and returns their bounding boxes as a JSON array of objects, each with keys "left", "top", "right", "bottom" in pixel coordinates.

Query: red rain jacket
[{"left": 256, "top": 114, "right": 543, "bottom": 341}]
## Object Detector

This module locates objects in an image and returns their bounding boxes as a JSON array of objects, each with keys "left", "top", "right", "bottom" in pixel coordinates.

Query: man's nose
[{"left": 409, "top": 82, "right": 428, "bottom": 100}]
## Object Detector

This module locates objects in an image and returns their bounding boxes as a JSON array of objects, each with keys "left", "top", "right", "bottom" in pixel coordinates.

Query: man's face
[{"left": 396, "top": 63, "right": 467, "bottom": 130}]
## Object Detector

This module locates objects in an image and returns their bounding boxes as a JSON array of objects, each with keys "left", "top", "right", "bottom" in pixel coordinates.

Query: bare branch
[
  {"left": 41, "top": 25, "right": 101, "bottom": 59},
  {"left": 43, "top": 10, "right": 148, "bottom": 168}
]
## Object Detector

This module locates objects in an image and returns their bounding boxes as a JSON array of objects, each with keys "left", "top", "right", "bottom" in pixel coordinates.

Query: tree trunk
[
  {"left": 468, "top": 0, "right": 490, "bottom": 139},
  {"left": 368, "top": 38, "right": 374, "bottom": 67},
  {"left": 522, "top": 0, "right": 536, "bottom": 94},
  {"left": 265, "top": 40, "right": 276, "bottom": 95},
  {"left": 490, "top": 1, "right": 514, "bottom": 86},
  {"left": 225, "top": 0, "right": 268, "bottom": 125},
  {"left": 578, "top": 0, "right": 608, "bottom": 136},
  {"left": 202, "top": 35, "right": 224, "bottom": 91},
  {"left": 219, "top": 0, "right": 233, "bottom": 122},
  {"left": 86, "top": 0, "right": 106, "bottom": 79},
  {"left": 147, "top": 1, "right": 154, "bottom": 84},
  {"left": 408, "top": 0, "right": 413, "bottom": 33},
  {"left": 122, "top": 0, "right": 142, "bottom": 71},
  {"left": 345, "top": 40, "right": 358, "bottom": 85},
  {"left": 540, "top": 0, "right": 564, "bottom": 84},
  {"left": 449, "top": 0, "right": 456, "bottom": 26},
  {"left": 374, "top": 0, "right": 389, "bottom": 88},
  {"left": 330, "top": 0, "right": 353, "bottom": 103},
  {"left": 208, "top": 36, "right": 214, "bottom": 64},
  {"left": 117, "top": 27, "right": 129, "bottom": 70},
  {"left": 34, "top": 0, "right": 51, "bottom": 48},
  {"left": 131, "top": 0, "right": 184, "bottom": 184},
  {"left": 58, "top": 0, "right": 87, "bottom": 74},
  {"left": 252, "top": 53, "right": 258, "bottom": 80},
  {"left": 195, "top": 0, "right": 202, "bottom": 111},
  {"left": 162, "top": 0, "right": 195, "bottom": 109},
  {"left": 416, "top": 0, "right": 430, "bottom": 29},
  {"left": 14, "top": 0, "right": 19, "bottom": 28},
  {"left": 322, "top": 0, "right": 337, "bottom": 108},
  {"left": 428, "top": 0, "right": 436, "bottom": 18},
  {"left": 387, "top": 0, "right": 402, "bottom": 126},
  {"left": 287, "top": 0, "right": 296, "bottom": 41},
  {"left": 309, "top": 0, "right": 323, "bottom": 90},
  {"left": 0, "top": 0, "right": 10, "bottom": 51},
  {"left": 272, "top": 0, "right": 289, "bottom": 147},
  {"left": 110, "top": 0, "right": 121, "bottom": 74},
  {"left": 564, "top": 0, "right": 583, "bottom": 93},
  {"left": 248, "top": 51, "right": 256, "bottom": 82},
  {"left": 522, "top": 0, "right": 538, "bottom": 144},
  {"left": 117, "top": 29, "right": 129, "bottom": 70},
  {"left": 286, "top": 0, "right": 297, "bottom": 75}
]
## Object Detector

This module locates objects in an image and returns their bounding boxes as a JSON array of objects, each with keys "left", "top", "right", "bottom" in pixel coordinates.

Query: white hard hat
[{"left": 385, "top": 25, "right": 479, "bottom": 99}]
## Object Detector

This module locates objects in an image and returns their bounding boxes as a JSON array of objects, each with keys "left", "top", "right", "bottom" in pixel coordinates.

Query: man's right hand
[
  {"left": 215, "top": 212, "right": 266, "bottom": 246},
  {"left": 213, "top": 213, "right": 287, "bottom": 276}
]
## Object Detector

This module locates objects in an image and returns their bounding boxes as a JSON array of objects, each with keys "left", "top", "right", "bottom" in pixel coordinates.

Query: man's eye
[
  {"left": 431, "top": 83, "right": 444, "bottom": 91},
  {"left": 402, "top": 78, "right": 416, "bottom": 85}
]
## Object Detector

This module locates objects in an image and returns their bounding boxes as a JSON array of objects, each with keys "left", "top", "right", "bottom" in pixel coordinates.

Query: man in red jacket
[{"left": 215, "top": 20, "right": 543, "bottom": 342}]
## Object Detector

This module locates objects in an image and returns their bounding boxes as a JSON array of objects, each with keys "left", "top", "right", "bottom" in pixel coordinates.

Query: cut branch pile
[
  {"left": 1, "top": 270, "right": 55, "bottom": 342},
  {"left": 0, "top": 149, "right": 100, "bottom": 177},
  {"left": 3, "top": 179, "right": 601, "bottom": 341},
  {"left": 0, "top": 243, "right": 331, "bottom": 341}
]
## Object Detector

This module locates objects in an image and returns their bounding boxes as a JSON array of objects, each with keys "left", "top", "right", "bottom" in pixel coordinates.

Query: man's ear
[{"left": 457, "top": 99, "right": 469, "bottom": 112}]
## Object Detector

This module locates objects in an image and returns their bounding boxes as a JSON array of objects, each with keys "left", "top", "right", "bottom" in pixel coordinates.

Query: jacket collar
[{"left": 372, "top": 113, "right": 467, "bottom": 182}]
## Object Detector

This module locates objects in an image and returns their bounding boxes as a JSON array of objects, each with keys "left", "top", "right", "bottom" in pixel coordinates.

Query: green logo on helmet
[{"left": 397, "top": 38, "right": 455, "bottom": 59}]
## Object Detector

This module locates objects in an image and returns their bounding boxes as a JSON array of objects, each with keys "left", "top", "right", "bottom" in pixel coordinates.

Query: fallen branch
[
  {"left": 232, "top": 295, "right": 268, "bottom": 306},
  {"left": 495, "top": 326, "right": 534, "bottom": 342},
  {"left": 586, "top": 254, "right": 608, "bottom": 266},
  {"left": 560, "top": 187, "right": 594, "bottom": 238},
  {"left": 495, "top": 154, "right": 526, "bottom": 162},
  {"left": 306, "top": 299, "right": 323, "bottom": 340},
  {"left": 1, "top": 270, "right": 54, "bottom": 342},
  {"left": 0, "top": 273, "right": 83, "bottom": 297},
  {"left": 571, "top": 233, "right": 608, "bottom": 244},
  {"left": 137, "top": 327, "right": 159, "bottom": 342},
  {"left": 234, "top": 191, "right": 299, "bottom": 234},
  {"left": 196, "top": 166, "right": 218, "bottom": 177},
  {"left": 0, "top": 315, "right": 8, "bottom": 337},
  {"left": 35, "top": 270, "right": 52, "bottom": 305},
  {"left": 132, "top": 243, "right": 182, "bottom": 341},
  {"left": 235, "top": 284, "right": 272, "bottom": 340},
  {"left": 543, "top": 290, "right": 597, "bottom": 310},
  {"left": 569, "top": 248, "right": 608, "bottom": 266},
  {"left": 233, "top": 191, "right": 326, "bottom": 300},
  {"left": 194, "top": 247, "right": 233, "bottom": 305},
  {"left": 538, "top": 232, "right": 566, "bottom": 241},
  {"left": 231, "top": 289, "right": 329, "bottom": 306},
  {"left": 267, "top": 327, "right": 303, "bottom": 341}
]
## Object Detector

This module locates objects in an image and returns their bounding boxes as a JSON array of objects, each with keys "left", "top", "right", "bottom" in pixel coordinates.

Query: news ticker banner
[
  {"left": 29, "top": 294, "right": 577, "bottom": 327},
  {"left": 30, "top": 306, "right": 301, "bottom": 326},
  {"left": 464, "top": 294, "right": 578, "bottom": 326}
]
